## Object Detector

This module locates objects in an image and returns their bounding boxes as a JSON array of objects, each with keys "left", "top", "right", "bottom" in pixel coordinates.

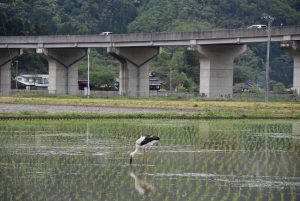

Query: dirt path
[{"left": 0, "top": 103, "right": 194, "bottom": 114}]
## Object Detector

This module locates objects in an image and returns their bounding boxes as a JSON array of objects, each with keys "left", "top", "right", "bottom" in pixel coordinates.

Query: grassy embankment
[{"left": 0, "top": 96, "right": 300, "bottom": 119}]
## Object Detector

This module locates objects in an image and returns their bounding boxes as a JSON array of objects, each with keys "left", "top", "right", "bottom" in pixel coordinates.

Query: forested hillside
[{"left": 1, "top": 0, "right": 299, "bottom": 92}]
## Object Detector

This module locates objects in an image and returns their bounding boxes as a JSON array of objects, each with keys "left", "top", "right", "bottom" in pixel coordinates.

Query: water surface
[{"left": 0, "top": 119, "right": 299, "bottom": 201}]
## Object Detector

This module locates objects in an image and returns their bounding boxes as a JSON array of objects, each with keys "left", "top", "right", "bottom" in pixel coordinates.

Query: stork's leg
[
  {"left": 142, "top": 148, "right": 146, "bottom": 165},
  {"left": 145, "top": 149, "right": 148, "bottom": 165}
]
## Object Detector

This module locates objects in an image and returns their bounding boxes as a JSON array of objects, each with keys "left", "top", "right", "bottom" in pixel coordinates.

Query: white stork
[{"left": 130, "top": 135, "right": 160, "bottom": 165}]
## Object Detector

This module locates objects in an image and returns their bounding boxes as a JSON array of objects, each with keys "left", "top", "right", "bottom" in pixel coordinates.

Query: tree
[
  {"left": 79, "top": 49, "right": 119, "bottom": 89},
  {"left": 233, "top": 65, "right": 260, "bottom": 84},
  {"left": 272, "top": 82, "right": 286, "bottom": 93},
  {"left": 270, "top": 54, "right": 293, "bottom": 88}
]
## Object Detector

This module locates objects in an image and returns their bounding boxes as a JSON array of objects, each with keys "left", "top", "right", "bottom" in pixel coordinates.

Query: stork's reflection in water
[
  {"left": 130, "top": 153, "right": 155, "bottom": 195},
  {"left": 130, "top": 171, "right": 155, "bottom": 195},
  {"left": 129, "top": 152, "right": 155, "bottom": 195}
]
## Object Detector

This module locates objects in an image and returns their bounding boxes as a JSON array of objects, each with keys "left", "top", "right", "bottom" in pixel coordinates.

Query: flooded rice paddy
[{"left": 0, "top": 119, "right": 299, "bottom": 201}]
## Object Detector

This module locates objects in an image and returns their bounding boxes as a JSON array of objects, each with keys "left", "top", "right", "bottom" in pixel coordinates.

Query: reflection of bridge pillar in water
[
  {"left": 199, "top": 124, "right": 210, "bottom": 140},
  {"left": 292, "top": 121, "right": 300, "bottom": 135},
  {"left": 35, "top": 135, "right": 41, "bottom": 147},
  {"left": 256, "top": 158, "right": 260, "bottom": 177}
]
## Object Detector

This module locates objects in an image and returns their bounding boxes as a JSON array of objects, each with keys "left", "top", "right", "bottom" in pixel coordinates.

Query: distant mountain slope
[
  {"left": 0, "top": 0, "right": 137, "bottom": 35},
  {"left": 1, "top": 0, "right": 299, "bottom": 35},
  {"left": 128, "top": 0, "right": 300, "bottom": 32}
]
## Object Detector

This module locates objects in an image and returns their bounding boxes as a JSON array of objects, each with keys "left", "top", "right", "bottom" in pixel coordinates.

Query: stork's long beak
[{"left": 130, "top": 156, "right": 133, "bottom": 165}]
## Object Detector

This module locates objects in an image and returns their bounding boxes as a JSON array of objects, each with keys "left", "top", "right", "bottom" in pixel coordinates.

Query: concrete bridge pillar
[
  {"left": 108, "top": 47, "right": 159, "bottom": 97},
  {"left": 0, "top": 49, "right": 21, "bottom": 95},
  {"left": 196, "top": 44, "right": 246, "bottom": 98},
  {"left": 281, "top": 41, "right": 300, "bottom": 95},
  {"left": 38, "top": 48, "right": 87, "bottom": 95}
]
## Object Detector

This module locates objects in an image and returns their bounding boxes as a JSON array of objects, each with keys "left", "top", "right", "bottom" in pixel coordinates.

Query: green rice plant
[{"left": 0, "top": 119, "right": 299, "bottom": 200}]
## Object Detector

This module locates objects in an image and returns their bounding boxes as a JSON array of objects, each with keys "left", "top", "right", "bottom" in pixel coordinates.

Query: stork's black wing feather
[{"left": 140, "top": 135, "right": 160, "bottom": 145}]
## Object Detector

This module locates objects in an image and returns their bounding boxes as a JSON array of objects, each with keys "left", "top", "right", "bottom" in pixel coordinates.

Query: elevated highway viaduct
[{"left": 0, "top": 26, "right": 299, "bottom": 98}]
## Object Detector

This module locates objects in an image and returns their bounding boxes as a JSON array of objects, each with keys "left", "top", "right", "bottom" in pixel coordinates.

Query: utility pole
[
  {"left": 87, "top": 48, "right": 91, "bottom": 98},
  {"left": 169, "top": 66, "right": 172, "bottom": 93},
  {"left": 263, "top": 15, "right": 274, "bottom": 102}
]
